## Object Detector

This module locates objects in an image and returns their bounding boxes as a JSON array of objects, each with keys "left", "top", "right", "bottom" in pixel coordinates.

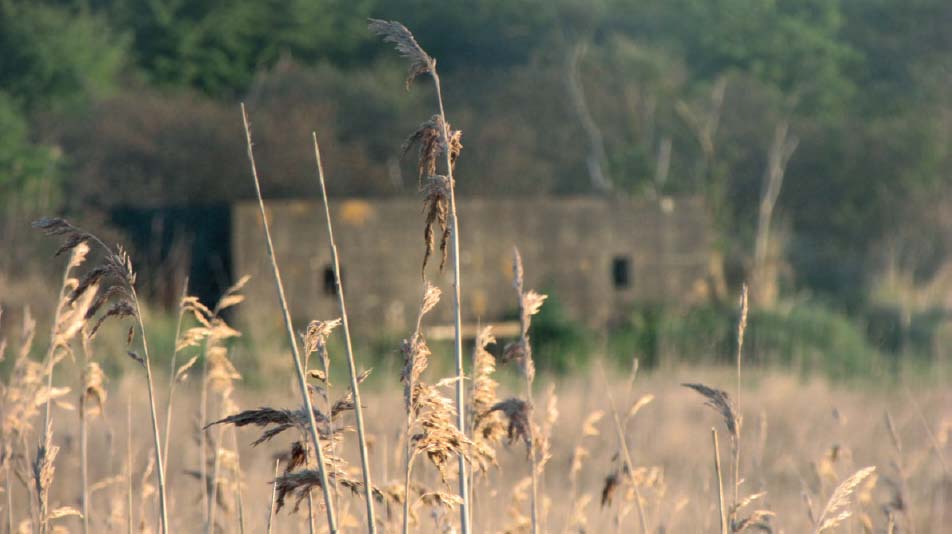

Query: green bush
[{"left": 614, "top": 300, "right": 893, "bottom": 380}]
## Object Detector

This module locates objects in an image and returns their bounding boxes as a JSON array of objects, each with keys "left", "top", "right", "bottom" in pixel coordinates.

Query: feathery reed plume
[
  {"left": 497, "top": 247, "right": 548, "bottom": 534},
  {"left": 470, "top": 326, "right": 505, "bottom": 473},
  {"left": 194, "top": 279, "right": 238, "bottom": 525},
  {"left": 734, "top": 284, "right": 748, "bottom": 508},
  {"left": 399, "top": 282, "right": 473, "bottom": 533},
  {"left": 1, "top": 308, "right": 40, "bottom": 533},
  {"left": 682, "top": 383, "right": 739, "bottom": 440},
  {"left": 241, "top": 104, "right": 338, "bottom": 532},
  {"left": 163, "top": 278, "right": 246, "bottom": 533},
  {"left": 274, "top": 469, "right": 384, "bottom": 513},
  {"left": 367, "top": 19, "right": 434, "bottom": 88},
  {"left": 371, "top": 19, "right": 472, "bottom": 532},
  {"left": 34, "top": 217, "right": 169, "bottom": 534},
  {"left": 812, "top": 466, "right": 876, "bottom": 534},
  {"left": 314, "top": 133, "right": 378, "bottom": 532}
]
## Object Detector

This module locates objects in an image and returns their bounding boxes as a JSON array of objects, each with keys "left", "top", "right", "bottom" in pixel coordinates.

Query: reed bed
[{"left": 0, "top": 18, "right": 949, "bottom": 534}]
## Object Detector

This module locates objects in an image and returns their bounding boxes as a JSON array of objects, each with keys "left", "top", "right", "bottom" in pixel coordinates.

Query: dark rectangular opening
[
  {"left": 612, "top": 256, "right": 631, "bottom": 289},
  {"left": 323, "top": 265, "right": 339, "bottom": 296}
]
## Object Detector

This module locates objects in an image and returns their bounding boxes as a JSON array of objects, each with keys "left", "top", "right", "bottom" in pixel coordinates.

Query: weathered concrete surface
[{"left": 232, "top": 195, "right": 714, "bottom": 338}]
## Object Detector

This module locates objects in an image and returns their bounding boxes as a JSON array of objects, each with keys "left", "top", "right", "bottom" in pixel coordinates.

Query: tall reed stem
[
  {"left": 712, "top": 428, "right": 728, "bottom": 534},
  {"left": 524, "top": 373, "right": 539, "bottom": 534},
  {"left": 241, "top": 103, "right": 338, "bottom": 533},
  {"left": 429, "top": 67, "right": 470, "bottom": 534},
  {"left": 312, "top": 133, "right": 378, "bottom": 533}
]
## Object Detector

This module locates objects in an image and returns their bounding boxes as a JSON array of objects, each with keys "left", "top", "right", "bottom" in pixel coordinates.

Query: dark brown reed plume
[
  {"left": 34, "top": 217, "right": 170, "bottom": 533},
  {"left": 370, "top": 19, "right": 472, "bottom": 533},
  {"left": 399, "top": 282, "right": 473, "bottom": 533},
  {"left": 313, "top": 132, "right": 378, "bottom": 532},
  {"left": 683, "top": 381, "right": 773, "bottom": 532},
  {"left": 206, "top": 365, "right": 375, "bottom": 525},
  {"left": 240, "top": 104, "right": 338, "bottom": 532}
]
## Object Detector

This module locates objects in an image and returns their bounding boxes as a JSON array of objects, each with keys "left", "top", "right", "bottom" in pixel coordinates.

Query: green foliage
[
  {"left": 525, "top": 294, "right": 592, "bottom": 373},
  {"left": 0, "top": 2, "right": 128, "bottom": 112},
  {"left": 616, "top": 301, "right": 900, "bottom": 381},
  {"left": 102, "top": 0, "right": 377, "bottom": 96},
  {"left": 0, "top": 93, "right": 61, "bottom": 208}
]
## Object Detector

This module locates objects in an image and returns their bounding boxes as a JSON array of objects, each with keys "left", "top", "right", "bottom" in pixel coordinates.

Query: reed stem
[
  {"left": 713, "top": 428, "right": 728, "bottom": 534},
  {"left": 313, "top": 133, "right": 378, "bottom": 533},
  {"left": 241, "top": 103, "right": 338, "bottom": 533}
]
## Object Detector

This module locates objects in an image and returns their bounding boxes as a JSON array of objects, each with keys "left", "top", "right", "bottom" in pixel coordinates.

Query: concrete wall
[{"left": 231, "top": 195, "right": 714, "bottom": 338}]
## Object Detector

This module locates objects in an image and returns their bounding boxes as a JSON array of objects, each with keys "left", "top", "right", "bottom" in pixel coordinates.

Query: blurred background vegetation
[{"left": 2, "top": 0, "right": 951, "bottom": 378}]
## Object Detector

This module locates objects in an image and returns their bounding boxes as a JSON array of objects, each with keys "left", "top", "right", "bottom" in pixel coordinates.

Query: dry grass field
[{"left": 3, "top": 351, "right": 950, "bottom": 533}]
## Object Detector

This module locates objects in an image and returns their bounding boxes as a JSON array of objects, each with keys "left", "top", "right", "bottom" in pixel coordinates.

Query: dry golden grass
[{"left": 4, "top": 358, "right": 949, "bottom": 533}]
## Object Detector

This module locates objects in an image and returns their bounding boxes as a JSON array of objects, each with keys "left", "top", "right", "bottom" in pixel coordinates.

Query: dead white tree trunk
[
  {"left": 676, "top": 77, "right": 727, "bottom": 187},
  {"left": 752, "top": 120, "right": 798, "bottom": 307},
  {"left": 565, "top": 41, "right": 613, "bottom": 192}
]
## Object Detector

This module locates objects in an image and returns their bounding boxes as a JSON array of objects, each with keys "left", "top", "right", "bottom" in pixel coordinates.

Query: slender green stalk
[
  {"left": 712, "top": 428, "right": 728, "bottom": 534},
  {"left": 126, "top": 395, "right": 133, "bottom": 534},
  {"left": 130, "top": 289, "right": 169, "bottom": 534},
  {"left": 266, "top": 460, "right": 280, "bottom": 534},
  {"left": 163, "top": 278, "right": 190, "bottom": 471},
  {"left": 312, "top": 133, "right": 378, "bottom": 533},
  {"left": 199, "top": 340, "right": 210, "bottom": 527},
  {"left": 206, "top": 424, "right": 223, "bottom": 534},
  {"left": 7, "top": 460, "right": 15, "bottom": 534},
  {"left": 525, "top": 373, "right": 539, "bottom": 534},
  {"left": 402, "top": 453, "right": 415, "bottom": 534},
  {"left": 241, "top": 103, "right": 337, "bottom": 533},
  {"left": 230, "top": 429, "right": 246, "bottom": 534},
  {"left": 603, "top": 372, "right": 649, "bottom": 534},
  {"left": 79, "top": 338, "right": 91, "bottom": 534}
]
